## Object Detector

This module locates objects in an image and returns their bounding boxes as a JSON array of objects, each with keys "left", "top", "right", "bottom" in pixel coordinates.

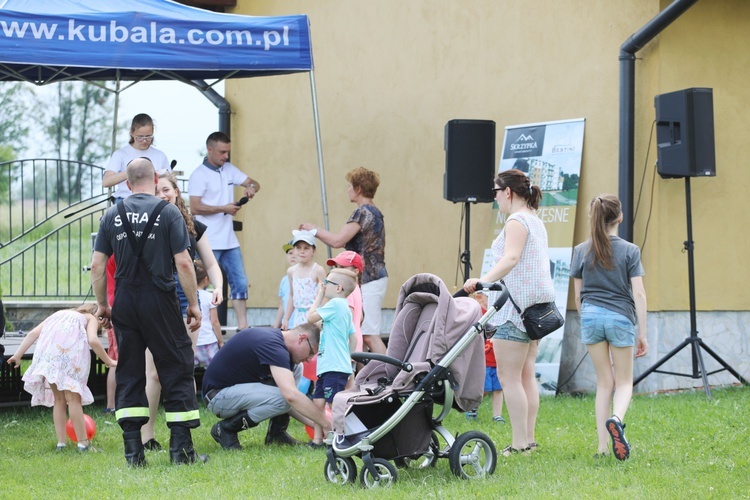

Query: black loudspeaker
[
  {"left": 655, "top": 88, "right": 716, "bottom": 178},
  {"left": 444, "top": 119, "right": 496, "bottom": 203}
]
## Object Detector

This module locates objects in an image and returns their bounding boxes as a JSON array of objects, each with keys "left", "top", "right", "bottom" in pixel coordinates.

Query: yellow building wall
[
  {"left": 222, "top": 0, "right": 748, "bottom": 312},
  {"left": 646, "top": 0, "right": 750, "bottom": 310}
]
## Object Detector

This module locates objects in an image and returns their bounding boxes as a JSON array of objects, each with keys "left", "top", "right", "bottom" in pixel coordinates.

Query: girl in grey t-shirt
[{"left": 571, "top": 194, "right": 648, "bottom": 461}]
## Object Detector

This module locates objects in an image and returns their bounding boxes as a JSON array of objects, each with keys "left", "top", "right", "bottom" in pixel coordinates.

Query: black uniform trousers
[{"left": 113, "top": 269, "right": 199, "bottom": 433}]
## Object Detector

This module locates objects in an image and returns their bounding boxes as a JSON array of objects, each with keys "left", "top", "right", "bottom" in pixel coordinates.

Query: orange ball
[
  {"left": 302, "top": 356, "right": 318, "bottom": 382},
  {"left": 66, "top": 414, "right": 97, "bottom": 441}
]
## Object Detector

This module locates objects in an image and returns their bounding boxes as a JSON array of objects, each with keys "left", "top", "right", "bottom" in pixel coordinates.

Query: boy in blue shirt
[{"left": 305, "top": 268, "right": 358, "bottom": 448}]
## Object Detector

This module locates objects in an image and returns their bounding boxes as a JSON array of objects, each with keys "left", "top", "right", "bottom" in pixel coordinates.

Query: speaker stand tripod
[
  {"left": 633, "top": 177, "right": 748, "bottom": 399},
  {"left": 459, "top": 201, "right": 475, "bottom": 283}
]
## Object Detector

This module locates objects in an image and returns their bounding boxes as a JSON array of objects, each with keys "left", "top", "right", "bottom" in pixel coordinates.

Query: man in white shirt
[{"left": 188, "top": 132, "right": 260, "bottom": 330}]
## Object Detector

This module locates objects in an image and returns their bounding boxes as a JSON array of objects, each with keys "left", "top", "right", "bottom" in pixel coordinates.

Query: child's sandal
[{"left": 501, "top": 445, "right": 531, "bottom": 457}]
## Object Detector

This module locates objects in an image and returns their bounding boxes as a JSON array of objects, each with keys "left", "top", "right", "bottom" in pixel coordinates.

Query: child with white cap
[{"left": 282, "top": 230, "right": 326, "bottom": 330}]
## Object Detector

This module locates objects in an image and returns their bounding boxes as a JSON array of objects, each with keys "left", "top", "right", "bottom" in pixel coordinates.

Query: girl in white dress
[
  {"left": 7, "top": 304, "right": 116, "bottom": 452},
  {"left": 282, "top": 230, "right": 326, "bottom": 329}
]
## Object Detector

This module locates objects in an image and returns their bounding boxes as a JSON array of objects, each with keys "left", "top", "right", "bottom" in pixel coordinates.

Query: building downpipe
[{"left": 618, "top": 0, "right": 699, "bottom": 241}]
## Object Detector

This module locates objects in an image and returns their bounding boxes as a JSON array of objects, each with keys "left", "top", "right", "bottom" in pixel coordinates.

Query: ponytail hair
[
  {"left": 586, "top": 194, "right": 621, "bottom": 270},
  {"left": 495, "top": 169, "right": 542, "bottom": 210}
]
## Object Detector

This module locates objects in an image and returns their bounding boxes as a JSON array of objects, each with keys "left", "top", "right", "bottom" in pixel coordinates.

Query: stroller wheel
[
  {"left": 448, "top": 431, "right": 497, "bottom": 479},
  {"left": 359, "top": 458, "right": 398, "bottom": 488},
  {"left": 394, "top": 432, "right": 439, "bottom": 469},
  {"left": 323, "top": 456, "right": 357, "bottom": 485}
]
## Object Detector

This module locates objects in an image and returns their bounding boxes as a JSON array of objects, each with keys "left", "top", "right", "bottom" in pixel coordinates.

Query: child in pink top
[
  {"left": 327, "top": 251, "right": 364, "bottom": 352},
  {"left": 326, "top": 250, "right": 364, "bottom": 389}
]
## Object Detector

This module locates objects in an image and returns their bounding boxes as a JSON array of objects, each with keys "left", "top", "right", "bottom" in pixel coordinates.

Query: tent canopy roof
[{"left": 0, "top": 0, "right": 312, "bottom": 85}]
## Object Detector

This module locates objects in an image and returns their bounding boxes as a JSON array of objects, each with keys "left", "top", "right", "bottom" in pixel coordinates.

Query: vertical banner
[{"left": 482, "top": 118, "right": 584, "bottom": 395}]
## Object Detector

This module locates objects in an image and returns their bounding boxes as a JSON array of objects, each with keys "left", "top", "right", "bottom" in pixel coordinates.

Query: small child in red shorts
[{"left": 466, "top": 292, "right": 505, "bottom": 422}]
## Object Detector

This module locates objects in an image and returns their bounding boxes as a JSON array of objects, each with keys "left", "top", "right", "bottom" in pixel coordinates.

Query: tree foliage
[
  {"left": 0, "top": 83, "right": 33, "bottom": 202},
  {"left": 0, "top": 83, "right": 31, "bottom": 159},
  {"left": 37, "top": 82, "right": 117, "bottom": 200}
]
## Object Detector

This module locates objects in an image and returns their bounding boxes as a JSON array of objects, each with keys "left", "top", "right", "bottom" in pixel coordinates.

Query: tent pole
[
  {"left": 107, "top": 73, "right": 121, "bottom": 205},
  {"left": 309, "top": 70, "right": 331, "bottom": 259},
  {"left": 111, "top": 73, "right": 120, "bottom": 155}
]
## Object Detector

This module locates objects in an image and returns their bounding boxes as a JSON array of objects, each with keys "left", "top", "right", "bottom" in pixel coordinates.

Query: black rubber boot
[
  {"left": 123, "top": 430, "right": 147, "bottom": 467},
  {"left": 169, "top": 427, "right": 208, "bottom": 464},
  {"left": 265, "top": 413, "right": 301, "bottom": 446},
  {"left": 211, "top": 412, "right": 256, "bottom": 450}
]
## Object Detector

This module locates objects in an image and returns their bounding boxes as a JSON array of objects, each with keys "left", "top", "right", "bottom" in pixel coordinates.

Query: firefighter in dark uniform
[{"left": 91, "top": 157, "right": 205, "bottom": 466}]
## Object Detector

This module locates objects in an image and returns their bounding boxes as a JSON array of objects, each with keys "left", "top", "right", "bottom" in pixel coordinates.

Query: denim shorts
[
  {"left": 580, "top": 303, "right": 635, "bottom": 347},
  {"left": 492, "top": 321, "right": 530, "bottom": 344},
  {"left": 312, "top": 371, "right": 350, "bottom": 403},
  {"left": 213, "top": 247, "right": 248, "bottom": 300}
]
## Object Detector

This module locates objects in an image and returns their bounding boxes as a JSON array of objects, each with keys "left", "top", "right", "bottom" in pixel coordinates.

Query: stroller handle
[
  {"left": 351, "top": 352, "right": 413, "bottom": 373},
  {"left": 452, "top": 281, "right": 505, "bottom": 298}
]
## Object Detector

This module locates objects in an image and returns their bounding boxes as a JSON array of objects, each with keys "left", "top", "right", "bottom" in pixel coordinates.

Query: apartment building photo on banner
[{"left": 482, "top": 118, "right": 585, "bottom": 395}]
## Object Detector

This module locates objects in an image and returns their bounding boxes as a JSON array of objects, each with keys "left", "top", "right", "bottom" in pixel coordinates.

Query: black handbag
[{"left": 505, "top": 288, "right": 564, "bottom": 340}]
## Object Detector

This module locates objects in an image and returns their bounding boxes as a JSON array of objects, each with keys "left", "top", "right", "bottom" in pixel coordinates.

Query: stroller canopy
[{"left": 358, "top": 273, "right": 485, "bottom": 411}]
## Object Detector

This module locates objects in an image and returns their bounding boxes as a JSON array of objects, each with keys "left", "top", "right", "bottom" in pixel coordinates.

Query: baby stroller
[{"left": 323, "top": 273, "right": 508, "bottom": 488}]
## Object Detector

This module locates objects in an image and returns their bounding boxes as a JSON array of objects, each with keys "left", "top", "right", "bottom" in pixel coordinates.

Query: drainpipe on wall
[
  {"left": 618, "top": 0, "right": 699, "bottom": 242},
  {"left": 193, "top": 79, "right": 231, "bottom": 134}
]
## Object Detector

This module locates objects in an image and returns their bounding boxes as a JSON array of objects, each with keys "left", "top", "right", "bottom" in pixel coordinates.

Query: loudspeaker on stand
[
  {"left": 655, "top": 87, "right": 715, "bottom": 179},
  {"left": 444, "top": 119, "right": 496, "bottom": 203}
]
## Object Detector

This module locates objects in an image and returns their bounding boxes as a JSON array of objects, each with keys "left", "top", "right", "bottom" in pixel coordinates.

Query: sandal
[
  {"left": 77, "top": 441, "right": 99, "bottom": 453},
  {"left": 501, "top": 445, "right": 531, "bottom": 457},
  {"left": 528, "top": 442, "right": 538, "bottom": 451},
  {"left": 493, "top": 415, "right": 506, "bottom": 423}
]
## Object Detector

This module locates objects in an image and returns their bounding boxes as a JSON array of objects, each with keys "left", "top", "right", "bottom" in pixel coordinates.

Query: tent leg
[
  {"left": 309, "top": 70, "right": 331, "bottom": 259},
  {"left": 111, "top": 73, "right": 121, "bottom": 155}
]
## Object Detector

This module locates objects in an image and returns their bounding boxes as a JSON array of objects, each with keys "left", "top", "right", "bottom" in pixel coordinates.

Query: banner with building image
[{"left": 481, "top": 118, "right": 584, "bottom": 395}]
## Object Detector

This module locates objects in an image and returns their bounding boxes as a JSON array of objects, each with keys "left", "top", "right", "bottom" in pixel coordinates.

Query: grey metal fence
[
  {"left": 0, "top": 158, "right": 108, "bottom": 299},
  {"left": 1, "top": 158, "right": 188, "bottom": 300}
]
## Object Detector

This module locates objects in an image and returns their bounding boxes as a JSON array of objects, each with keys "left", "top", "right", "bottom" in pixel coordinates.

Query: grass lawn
[{"left": 0, "top": 385, "right": 747, "bottom": 498}]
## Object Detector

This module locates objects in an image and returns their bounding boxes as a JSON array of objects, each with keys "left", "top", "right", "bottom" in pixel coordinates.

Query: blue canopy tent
[
  {"left": 0, "top": 0, "right": 330, "bottom": 226},
  {"left": 0, "top": 0, "right": 312, "bottom": 81}
]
